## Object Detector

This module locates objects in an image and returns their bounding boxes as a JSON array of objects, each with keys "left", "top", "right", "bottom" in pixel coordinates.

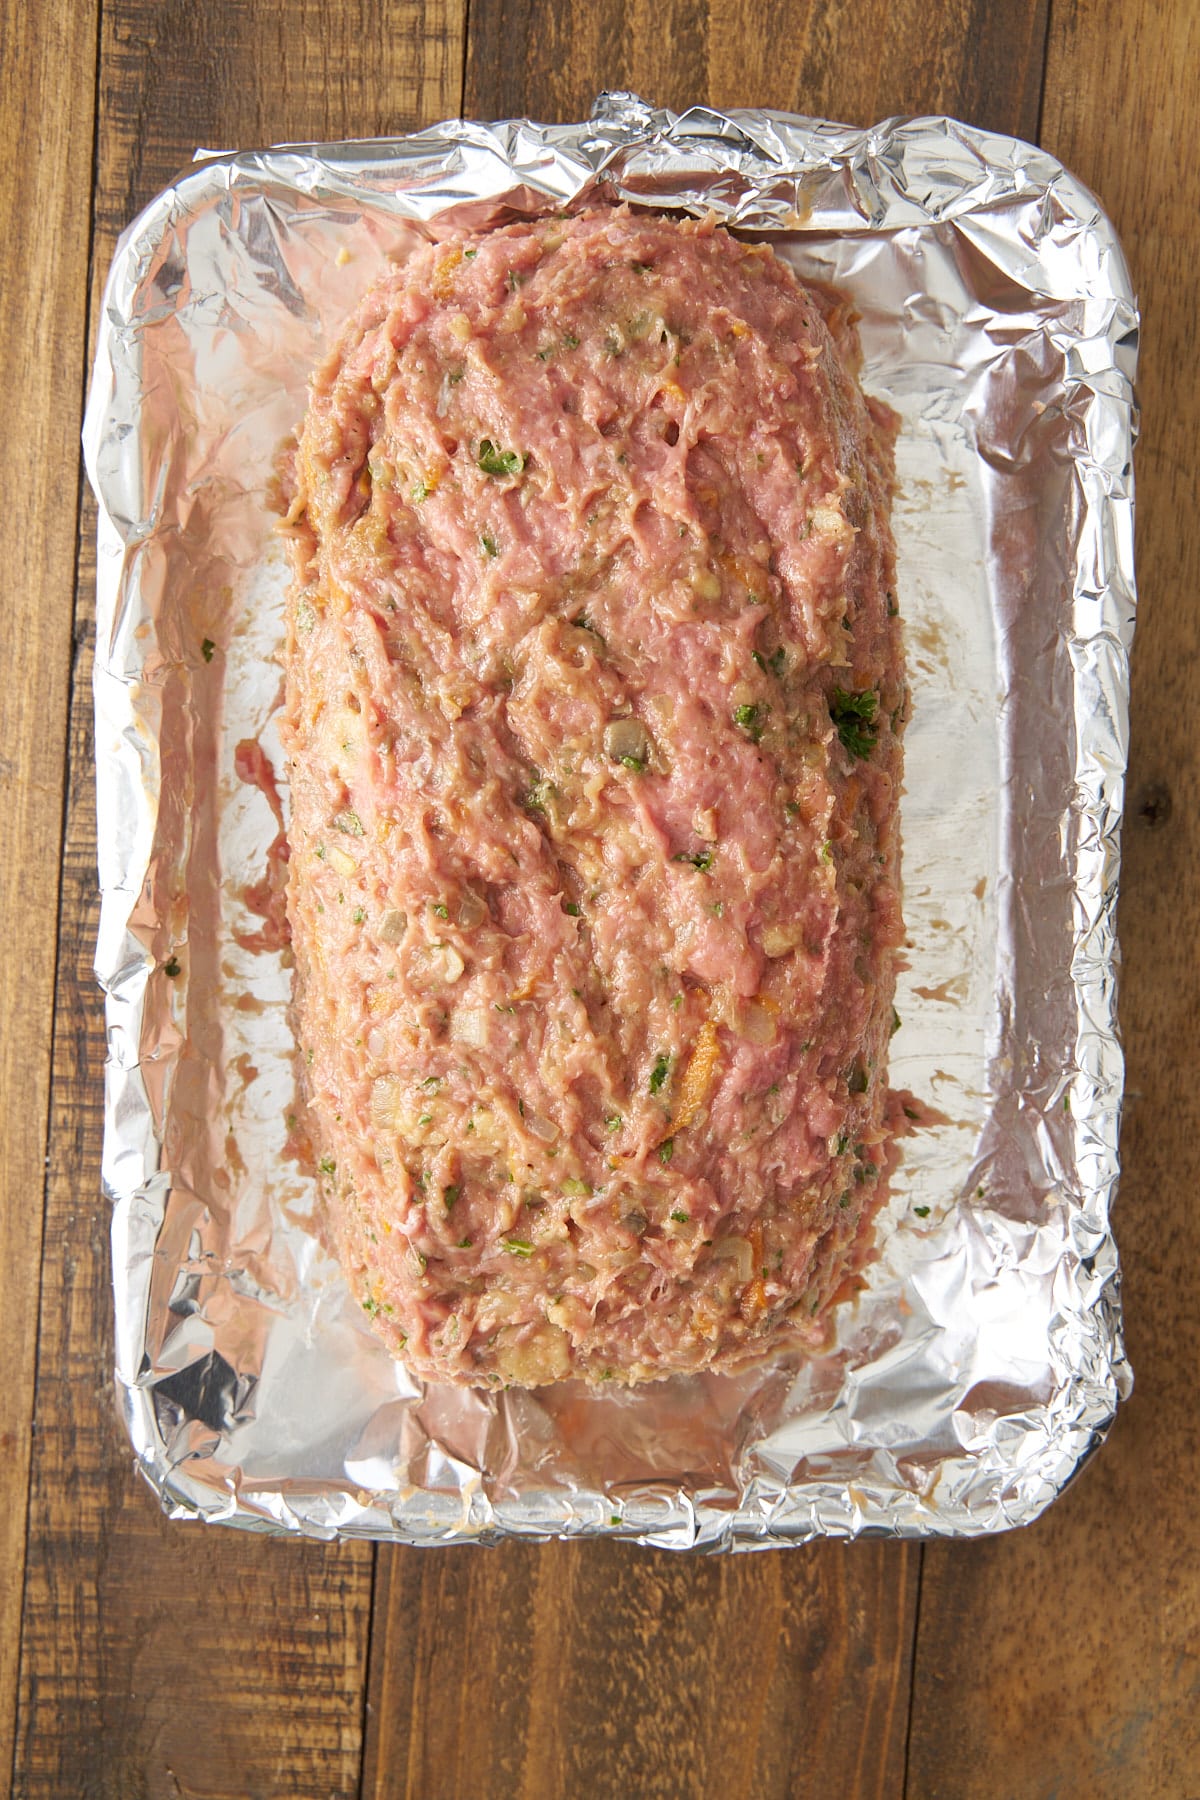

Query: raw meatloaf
[{"left": 281, "top": 206, "right": 906, "bottom": 1388}]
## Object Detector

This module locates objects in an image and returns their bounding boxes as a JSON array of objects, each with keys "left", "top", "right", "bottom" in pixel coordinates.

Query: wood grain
[
  {"left": 906, "top": 3, "right": 1200, "bottom": 1797},
  {"left": 465, "top": 0, "right": 1048, "bottom": 140},
  {"left": 0, "top": 0, "right": 100, "bottom": 1784},
  {"left": 363, "top": 1538, "right": 917, "bottom": 1799},
  {"left": 10, "top": 2, "right": 465, "bottom": 1796}
]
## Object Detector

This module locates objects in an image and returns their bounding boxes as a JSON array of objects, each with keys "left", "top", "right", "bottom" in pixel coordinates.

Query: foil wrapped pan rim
[{"left": 86, "top": 93, "right": 1136, "bottom": 1548}]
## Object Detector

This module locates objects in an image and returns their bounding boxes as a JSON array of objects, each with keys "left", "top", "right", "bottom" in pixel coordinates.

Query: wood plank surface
[
  {"left": 0, "top": 0, "right": 101, "bottom": 1784},
  {"left": 905, "top": 3, "right": 1200, "bottom": 1797},
  {"left": 465, "top": 0, "right": 1049, "bottom": 139},
  {"left": 9, "top": 3, "right": 465, "bottom": 1796},
  {"left": 364, "top": 1538, "right": 917, "bottom": 1800}
]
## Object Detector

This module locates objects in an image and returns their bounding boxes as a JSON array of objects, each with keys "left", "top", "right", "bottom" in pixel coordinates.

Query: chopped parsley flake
[
  {"left": 673, "top": 848, "right": 714, "bottom": 872},
  {"left": 670, "top": 1209, "right": 689, "bottom": 1224},
  {"left": 352, "top": 907, "right": 365, "bottom": 924},
  {"left": 658, "top": 1137, "right": 675, "bottom": 1165},
  {"left": 891, "top": 1006, "right": 902, "bottom": 1035},
  {"left": 457, "top": 1236, "right": 474, "bottom": 1247},
  {"left": 443, "top": 1184, "right": 460, "bottom": 1210},
  {"left": 619, "top": 755, "right": 645, "bottom": 773},
  {"left": 163, "top": 955, "right": 181, "bottom": 979},
  {"left": 477, "top": 439, "right": 524, "bottom": 478},
  {"left": 830, "top": 687, "right": 879, "bottom": 759},
  {"left": 649, "top": 1053, "right": 671, "bottom": 1096},
  {"left": 913, "top": 1205, "right": 931, "bottom": 1218},
  {"left": 605, "top": 1114, "right": 622, "bottom": 1132},
  {"left": 432, "top": 902, "right": 449, "bottom": 919},
  {"left": 333, "top": 809, "right": 365, "bottom": 836},
  {"left": 564, "top": 901, "right": 580, "bottom": 916},
  {"left": 733, "top": 702, "right": 767, "bottom": 743},
  {"left": 318, "top": 1156, "right": 336, "bottom": 1177},
  {"left": 481, "top": 533, "right": 499, "bottom": 558},
  {"left": 200, "top": 638, "right": 215, "bottom": 663},
  {"left": 503, "top": 1238, "right": 534, "bottom": 1257},
  {"left": 561, "top": 1177, "right": 592, "bottom": 1197}
]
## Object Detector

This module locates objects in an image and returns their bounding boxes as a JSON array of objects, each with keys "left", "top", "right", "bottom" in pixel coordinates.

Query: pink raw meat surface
[{"left": 280, "top": 205, "right": 907, "bottom": 1387}]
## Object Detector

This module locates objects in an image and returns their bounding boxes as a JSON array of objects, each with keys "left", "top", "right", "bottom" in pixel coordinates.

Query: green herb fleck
[
  {"left": 649, "top": 1053, "right": 671, "bottom": 1096},
  {"left": 835, "top": 1131, "right": 849, "bottom": 1156},
  {"left": 524, "top": 774, "right": 555, "bottom": 814},
  {"left": 443, "top": 1184, "right": 460, "bottom": 1211},
  {"left": 163, "top": 955, "right": 181, "bottom": 979},
  {"left": 830, "top": 687, "right": 879, "bottom": 760},
  {"left": 673, "top": 848, "right": 714, "bottom": 872},
  {"left": 333, "top": 809, "right": 365, "bottom": 836},
  {"left": 463, "top": 247, "right": 477, "bottom": 259},
  {"left": 477, "top": 439, "right": 524, "bottom": 478},
  {"left": 605, "top": 1114, "right": 622, "bottom": 1133},
  {"left": 564, "top": 901, "right": 580, "bottom": 916},
  {"left": 503, "top": 1238, "right": 534, "bottom": 1257},
  {"left": 848, "top": 1060, "right": 869, "bottom": 1095},
  {"left": 733, "top": 701, "right": 767, "bottom": 743},
  {"left": 362, "top": 1294, "right": 380, "bottom": 1317},
  {"left": 903, "top": 1104, "right": 920, "bottom": 1122},
  {"left": 913, "top": 1205, "right": 931, "bottom": 1219},
  {"left": 670, "top": 1209, "right": 689, "bottom": 1224},
  {"left": 418, "top": 1114, "right": 432, "bottom": 1126},
  {"left": 619, "top": 754, "right": 646, "bottom": 773},
  {"left": 562, "top": 1177, "right": 592, "bottom": 1198},
  {"left": 432, "top": 901, "right": 449, "bottom": 919},
  {"left": 658, "top": 1137, "right": 675, "bottom": 1165},
  {"left": 352, "top": 907, "right": 365, "bottom": 924},
  {"left": 318, "top": 1156, "right": 336, "bottom": 1177},
  {"left": 200, "top": 637, "right": 215, "bottom": 663},
  {"left": 891, "top": 1006, "right": 902, "bottom": 1035},
  {"left": 480, "top": 532, "right": 499, "bottom": 558},
  {"left": 457, "top": 1236, "right": 474, "bottom": 1248},
  {"left": 421, "top": 1076, "right": 442, "bottom": 1091}
]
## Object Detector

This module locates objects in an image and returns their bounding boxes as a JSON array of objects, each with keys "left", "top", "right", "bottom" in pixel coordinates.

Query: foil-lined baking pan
[{"left": 85, "top": 92, "right": 1137, "bottom": 1547}]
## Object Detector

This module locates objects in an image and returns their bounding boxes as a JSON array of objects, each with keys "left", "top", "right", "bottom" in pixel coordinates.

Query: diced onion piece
[
  {"left": 738, "top": 1000, "right": 777, "bottom": 1046},
  {"left": 689, "top": 567, "right": 721, "bottom": 603},
  {"left": 456, "top": 888, "right": 487, "bottom": 930},
  {"left": 604, "top": 716, "right": 650, "bottom": 765},
  {"left": 370, "top": 1075, "right": 406, "bottom": 1132},
  {"left": 378, "top": 909, "right": 407, "bottom": 944},
  {"left": 328, "top": 846, "right": 357, "bottom": 878},
  {"left": 436, "top": 944, "right": 465, "bottom": 983},
  {"left": 450, "top": 1007, "right": 489, "bottom": 1047},
  {"left": 712, "top": 1234, "right": 755, "bottom": 1282},
  {"left": 526, "top": 1111, "right": 559, "bottom": 1143},
  {"left": 761, "top": 922, "right": 803, "bottom": 958}
]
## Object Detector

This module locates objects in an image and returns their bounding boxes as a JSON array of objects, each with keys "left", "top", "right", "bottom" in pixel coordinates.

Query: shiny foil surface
[{"left": 85, "top": 93, "right": 1137, "bottom": 1548}]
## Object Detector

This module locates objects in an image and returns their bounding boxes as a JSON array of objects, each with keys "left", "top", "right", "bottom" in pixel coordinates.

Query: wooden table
[{"left": 3, "top": 1, "right": 1195, "bottom": 1794}]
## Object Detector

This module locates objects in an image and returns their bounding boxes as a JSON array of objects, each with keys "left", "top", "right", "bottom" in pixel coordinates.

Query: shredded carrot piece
[
  {"left": 672, "top": 1018, "right": 721, "bottom": 1132},
  {"left": 432, "top": 247, "right": 463, "bottom": 301}
]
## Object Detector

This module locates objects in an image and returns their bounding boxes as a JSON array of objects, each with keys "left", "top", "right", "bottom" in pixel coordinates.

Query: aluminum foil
[{"left": 85, "top": 93, "right": 1137, "bottom": 1548}]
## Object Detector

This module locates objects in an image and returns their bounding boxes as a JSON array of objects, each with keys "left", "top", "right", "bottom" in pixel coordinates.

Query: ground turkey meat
[{"left": 280, "top": 205, "right": 907, "bottom": 1388}]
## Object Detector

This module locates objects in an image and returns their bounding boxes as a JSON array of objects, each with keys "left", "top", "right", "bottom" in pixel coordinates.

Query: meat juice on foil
[{"left": 86, "top": 94, "right": 1137, "bottom": 1547}]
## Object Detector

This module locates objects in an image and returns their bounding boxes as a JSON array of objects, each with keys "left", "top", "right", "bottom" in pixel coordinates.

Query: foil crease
[{"left": 85, "top": 94, "right": 1137, "bottom": 1548}]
